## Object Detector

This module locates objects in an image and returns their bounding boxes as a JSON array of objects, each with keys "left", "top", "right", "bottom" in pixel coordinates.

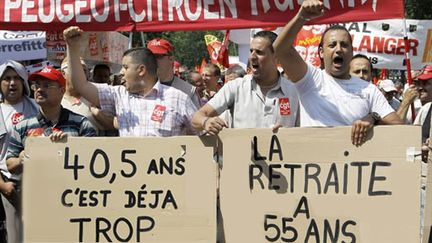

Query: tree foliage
[
  {"left": 405, "top": 0, "right": 432, "bottom": 19},
  {"left": 128, "top": 30, "right": 237, "bottom": 69}
]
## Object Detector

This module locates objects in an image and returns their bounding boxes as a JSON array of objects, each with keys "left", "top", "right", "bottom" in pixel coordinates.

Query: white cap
[{"left": 378, "top": 79, "right": 397, "bottom": 93}]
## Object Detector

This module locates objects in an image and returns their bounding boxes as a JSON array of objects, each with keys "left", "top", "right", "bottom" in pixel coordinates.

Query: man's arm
[
  {"left": 396, "top": 85, "right": 418, "bottom": 123},
  {"left": 381, "top": 112, "right": 405, "bottom": 125},
  {"left": 6, "top": 150, "right": 26, "bottom": 174},
  {"left": 351, "top": 112, "right": 404, "bottom": 146},
  {"left": 191, "top": 104, "right": 227, "bottom": 135},
  {"left": 63, "top": 26, "right": 100, "bottom": 107},
  {"left": 273, "top": 0, "right": 324, "bottom": 82}
]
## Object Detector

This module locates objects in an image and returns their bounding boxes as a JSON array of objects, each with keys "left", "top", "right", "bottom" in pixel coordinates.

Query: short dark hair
[
  {"left": 318, "top": 25, "right": 353, "bottom": 49},
  {"left": 351, "top": 53, "right": 373, "bottom": 70},
  {"left": 93, "top": 64, "right": 111, "bottom": 74},
  {"left": 186, "top": 70, "right": 201, "bottom": 84},
  {"left": 123, "top": 47, "right": 157, "bottom": 76},
  {"left": 225, "top": 65, "right": 246, "bottom": 78},
  {"left": 253, "top": 31, "right": 278, "bottom": 53},
  {"left": 203, "top": 63, "right": 221, "bottom": 77}
]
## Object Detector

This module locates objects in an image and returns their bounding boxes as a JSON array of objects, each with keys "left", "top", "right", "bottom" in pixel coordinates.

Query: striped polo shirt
[{"left": 6, "top": 107, "right": 96, "bottom": 160}]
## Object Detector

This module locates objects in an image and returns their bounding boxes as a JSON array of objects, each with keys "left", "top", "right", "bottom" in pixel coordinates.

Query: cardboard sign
[
  {"left": 218, "top": 126, "right": 421, "bottom": 243},
  {"left": 23, "top": 136, "right": 217, "bottom": 242},
  {"left": 46, "top": 31, "right": 128, "bottom": 65}
]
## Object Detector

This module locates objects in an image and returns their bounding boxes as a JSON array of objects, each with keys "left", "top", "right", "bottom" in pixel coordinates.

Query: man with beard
[
  {"left": 273, "top": 0, "right": 403, "bottom": 146},
  {"left": 5, "top": 66, "right": 96, "bottom": 241},
  {"left": 192, "top": 31, "right": 299, "bottom": 135},
  {"left": 6, "top": 66, "right": 96, "bottom": 175}
]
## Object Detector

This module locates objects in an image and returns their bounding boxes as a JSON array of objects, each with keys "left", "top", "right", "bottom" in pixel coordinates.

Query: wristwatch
[{"left": 370, "top": 112, "right": 381, "bottom": 125}]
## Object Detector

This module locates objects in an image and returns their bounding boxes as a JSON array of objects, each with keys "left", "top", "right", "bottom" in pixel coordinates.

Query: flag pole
[{"left": 403, "top": 19, "right": 416, "bottom": 122}]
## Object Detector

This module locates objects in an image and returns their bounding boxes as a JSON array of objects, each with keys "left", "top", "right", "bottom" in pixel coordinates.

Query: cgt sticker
[
  {"left": 279, "top": 98, "right": 291, "bottom": 116},
  {"left": 151, "top": 105, "right": 166, "bottom": 122}
]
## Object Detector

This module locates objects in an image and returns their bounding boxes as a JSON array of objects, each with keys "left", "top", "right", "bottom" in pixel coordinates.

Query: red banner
[{"left": 0, "top": 0, "right": 404, "bottom": 31}]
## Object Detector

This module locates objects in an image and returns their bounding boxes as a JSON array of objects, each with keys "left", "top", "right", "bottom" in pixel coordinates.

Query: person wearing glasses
[
  {"left": 0, "top": 60, "right": 39, "bottom": 243},
  {"left": 6, "top": 66, "right": 96, "bottom": 174},
  {"left": 147, "top": 38, "right": 201, "bottom": 108}
]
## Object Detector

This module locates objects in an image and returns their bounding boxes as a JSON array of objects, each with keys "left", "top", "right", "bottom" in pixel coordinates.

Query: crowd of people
[{"left": 0, "top": 0, "right": 430, "bottom": 241}]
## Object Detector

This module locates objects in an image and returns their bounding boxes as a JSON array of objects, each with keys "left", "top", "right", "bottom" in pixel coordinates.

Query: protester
[
  {"left": 273, "top": 0, "right": 403, "bottom": 146},
  {"left": 64, "top": 26, "right": 197, "bottom": 137},
  {"left": 413, "top": 69, "right": 432, "bottom": 140},
  {"left": 147, "top": 38, "right": 201, "bottom": 108},
  {"left": 6, "top": 66, "right": 96, "bottom": 174},
  {"left": 187, "top": 71, "right": 206, "bottom": 100},
  {"left": 378, "top": 79, "right": 400, "bottom": 110},
  {"left": 396, "top": 70, "right": 422, "bottom": 123},
  {"left": 0, "top": 60, "right": 39, "bottom": 243},
  {"left": 224, "top": 65, "right": 246, "bottom": 83},
  {"left": 349, "top": 53, "right": 373, "bottom": 82},
  {"left": 92, "top": 63, "right": 111, "bottom": 84},
  {"left": 60, "top": 57, "right": 118, "bottom": 136},
  {"left": 192, "top": 31, "right": 299, "bottom": 135},
  {"left": 5, "top": 66, "right": 96, "bottom": 242},
  {"left": 201, "top": 64, "right": 222, "bottom": 100}
]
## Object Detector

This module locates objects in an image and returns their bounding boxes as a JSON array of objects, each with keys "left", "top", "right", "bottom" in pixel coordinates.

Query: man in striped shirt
[{"left": 6, "top": 66, "right": 96, "bottom": 175}]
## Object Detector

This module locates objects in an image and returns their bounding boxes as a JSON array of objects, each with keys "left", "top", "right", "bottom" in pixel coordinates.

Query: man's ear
[
  {"left": 138, "top": 64, "right": 147, "bottom": 76},
  {"left": 318, "top": 46, "right": 324, "bottom": 60}
]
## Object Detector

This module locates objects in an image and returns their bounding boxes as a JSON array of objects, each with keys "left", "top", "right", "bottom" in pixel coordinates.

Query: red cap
[
  {"left": 28, "top": 66, "right": 66, "bottom": 87},
  {"left": 147, "top": 38, "right": 173, "bottom": 55},
  {"left": 417, "top": 65, "right": 432, "bottom": 81},
  {"left": 417, "top": 72, "right": 432, "bottom": 81}
]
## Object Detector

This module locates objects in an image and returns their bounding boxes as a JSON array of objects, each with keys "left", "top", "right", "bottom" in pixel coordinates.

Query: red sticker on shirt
[
  {"left": 151, "top": 105, "right": 166, "bottom": 123},
  {"left": 11, "top": 112, "right": 24, "bottom": 125},
  {"left": 27, "top": 128, "right": 44, "bottom": 137},
  {"left": 279, "top": 98, "right": 291, "bottom": 116}
]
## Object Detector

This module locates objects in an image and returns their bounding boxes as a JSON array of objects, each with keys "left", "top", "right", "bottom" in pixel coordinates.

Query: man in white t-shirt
[{"left": 273, "top": 0, "right": 403, "bottom": 146}]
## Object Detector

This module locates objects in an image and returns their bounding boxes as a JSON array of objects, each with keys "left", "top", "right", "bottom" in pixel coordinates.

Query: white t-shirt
[
  {"left": 295, "top": 64, "right": 394, "bottom": 126},
  {"left": 389, "top": 97, "right": 401, "bottom": 111},
  {"left": 414, "top": 102, "right": 431, "bottom": 126}
]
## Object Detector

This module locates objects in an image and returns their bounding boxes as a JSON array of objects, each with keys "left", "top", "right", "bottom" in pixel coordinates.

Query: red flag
[
  {"left": 217, "top": 30, "right": 230, "bottom": 68},
  {"left": 380, "top": 69, "right": 387, "bottom": 79},
  {"left": 196, "top": 58, "right": 207, "bottom": 73}
]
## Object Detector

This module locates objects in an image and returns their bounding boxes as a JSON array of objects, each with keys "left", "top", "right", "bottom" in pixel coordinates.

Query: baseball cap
[
  {"left": 378, "top": 79, "right": 397, "bottom": 93},
  {"left": 147, "top": 38, "right": 173, "bottom": 55},
  {"left": 28, "top": 66, "right": 66, "bottom": 87},
  {"left": 417, "top": 65, "right": 432, "bottom": 81}
]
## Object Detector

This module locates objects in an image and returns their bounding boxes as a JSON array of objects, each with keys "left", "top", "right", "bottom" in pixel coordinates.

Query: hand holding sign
[{"left": 203, "top": 117, "right": 227, "bottom": 135}]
